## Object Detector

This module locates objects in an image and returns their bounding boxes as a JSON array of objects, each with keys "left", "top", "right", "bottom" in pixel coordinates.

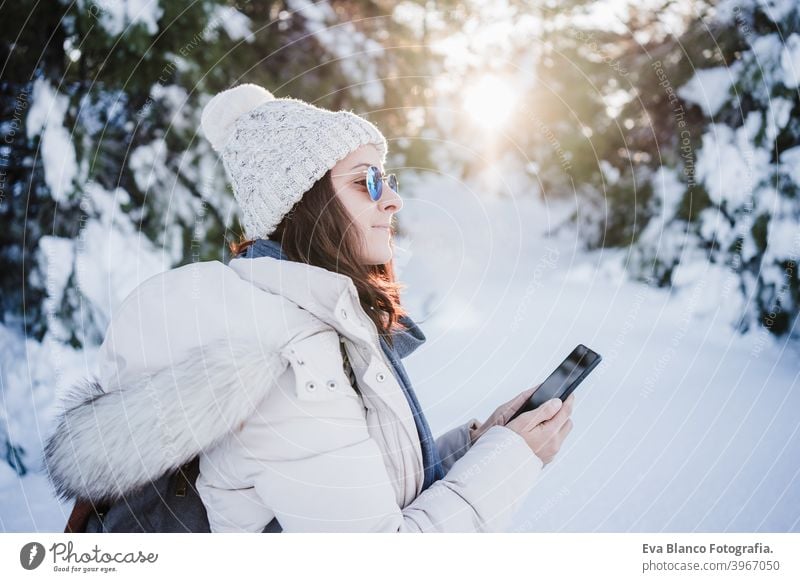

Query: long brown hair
[{"left": 229, "top": 169, "right": 408, "bottom": 348}]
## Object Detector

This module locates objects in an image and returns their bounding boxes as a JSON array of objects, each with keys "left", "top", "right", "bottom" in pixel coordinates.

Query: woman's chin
[{"left": 363, "top": 247, "right": 393, "bottom": 265}]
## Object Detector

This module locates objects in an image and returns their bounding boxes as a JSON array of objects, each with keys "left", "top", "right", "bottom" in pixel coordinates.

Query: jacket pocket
[{"left": 281, "top": 330, "right": 359, "bottom": 403}]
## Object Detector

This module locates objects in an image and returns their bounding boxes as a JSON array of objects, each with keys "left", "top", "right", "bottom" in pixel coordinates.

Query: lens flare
[{"left": 462, "top": 75, "right": 517, "bottom": 129}]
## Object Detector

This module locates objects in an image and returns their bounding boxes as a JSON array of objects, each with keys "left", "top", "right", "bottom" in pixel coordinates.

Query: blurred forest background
[{"left": 1, "top": 0, "right": 799, "bottom": 498}]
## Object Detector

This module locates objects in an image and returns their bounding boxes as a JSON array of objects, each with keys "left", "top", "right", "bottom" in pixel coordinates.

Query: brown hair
[{"left": 228, "top": 169, "right": 408, "bottom": 348}]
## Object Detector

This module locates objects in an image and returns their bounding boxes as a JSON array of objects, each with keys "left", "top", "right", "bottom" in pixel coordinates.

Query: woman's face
[{"left": 330, "top": 144, "right": 403, "bottom": 265}]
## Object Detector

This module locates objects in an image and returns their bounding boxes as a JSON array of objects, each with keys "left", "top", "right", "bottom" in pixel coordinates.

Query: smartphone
[{"left": 506, "top": 344, "right": 602, "bottom": 424}]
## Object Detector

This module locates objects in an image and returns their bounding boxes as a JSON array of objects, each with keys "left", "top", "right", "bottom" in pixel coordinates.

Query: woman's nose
[{"left": 380, "top": 184, "right": 403, "bottom": 213}]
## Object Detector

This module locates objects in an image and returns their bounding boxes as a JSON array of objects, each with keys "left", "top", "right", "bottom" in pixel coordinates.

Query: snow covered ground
[
  {"left": 1, "top": 172, "right": 798, "bottom": 532},
  {"left": 397, "top": 173, "right": 800, "bottom": 533}
]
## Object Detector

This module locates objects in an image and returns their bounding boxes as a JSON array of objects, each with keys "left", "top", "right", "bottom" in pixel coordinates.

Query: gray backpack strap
[
  {"left": 262, "top": 516, "right": 283, "bottom": 532},
  {"left": 339, "top": 336, "right": 360, "bottom": 395}
]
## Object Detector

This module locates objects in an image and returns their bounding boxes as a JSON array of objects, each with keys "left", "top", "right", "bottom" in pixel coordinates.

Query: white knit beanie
[{"left": 200, "top": 83, "right": 388, "bottom": 239}]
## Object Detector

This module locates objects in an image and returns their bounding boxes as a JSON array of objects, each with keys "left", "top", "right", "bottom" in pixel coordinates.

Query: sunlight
[{"left": 461, "top": 74, "right": 518, "bottom": 130}]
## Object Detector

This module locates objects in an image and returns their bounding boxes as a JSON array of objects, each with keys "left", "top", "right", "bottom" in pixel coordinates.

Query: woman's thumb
[{"left": 538, "top": 398, "right": 563, "bottom": 421}]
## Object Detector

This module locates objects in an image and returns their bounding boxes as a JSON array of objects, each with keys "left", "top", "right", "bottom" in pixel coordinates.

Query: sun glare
[{"left": 462, "top": 75, "right": 518, "bottom": 130}]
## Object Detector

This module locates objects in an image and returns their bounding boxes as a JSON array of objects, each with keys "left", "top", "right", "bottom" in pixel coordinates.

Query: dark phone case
[{"left": 507, "top": 344, "right": 602, "bottom": 424}]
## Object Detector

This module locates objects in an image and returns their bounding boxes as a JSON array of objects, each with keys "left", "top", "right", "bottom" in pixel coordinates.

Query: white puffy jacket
[{"left": 44, "top": 255, "right": 544, "bottom": 532}]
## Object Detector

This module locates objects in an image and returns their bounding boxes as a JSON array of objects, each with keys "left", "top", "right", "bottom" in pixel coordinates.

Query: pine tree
[{"left": 628, "top": 1, "right": 800, "bottom": 338}]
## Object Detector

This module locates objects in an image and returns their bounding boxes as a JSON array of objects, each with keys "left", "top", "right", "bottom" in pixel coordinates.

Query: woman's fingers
[
  {"left": 538, "top": 414, "right": 573, "bottom": 464},
  {"left": 510, "top": 383, "right": 540, "bottom": 409},
  {"left": 499, "top": 385, "right": 539, "bottom": 422},
  {"left": 512, "top": 385, "right": 534, "bottom": 404},
  {"left": 539, "top": 394, "right": 575, "bottom": 433},
  {"left": 518, "top": 398, "right": 563, "bottom": 431}
]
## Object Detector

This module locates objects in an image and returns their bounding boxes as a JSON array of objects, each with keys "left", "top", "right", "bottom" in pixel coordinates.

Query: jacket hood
[{"left": 43, "top": 339, "right": 288, "bottom": 504}]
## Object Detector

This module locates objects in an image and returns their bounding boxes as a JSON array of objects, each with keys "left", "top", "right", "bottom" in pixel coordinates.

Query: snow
[
  {"left": 395, "top": 175, "right": 800, "bottom": 532},
  {"left": 25, "top": 79, "right": 78, "bottom": 202},
  {"left": 780, "top": 33, "right": 800, "bottom": 88},
  {"left": 694, "top": 121, "right": 771, "bottom": 210},
  {"left": 764, "top": 0, "right": 799, "bottom": 22},
  {"left": 285, "top": 0, "right": 386, "bottom": 107},
  {"left": 598, "top": 160, "right": 620, "bottom": 185},
  {"left": 712, "top": 0, "right": 756, "bottom": 24},
  {"left": 752, "top": 32, "right": 785, "bottom": 64},
  {"left": 392, "top": 1, "right": 429, "bottom": 39},
  {"left": 149, "top": 84, "right": 191, "bottom": 133},
  {"left": 765, "top": 216, "right": 800, "bottom": 261},
  {"left": 36, "top": 237, "right": 77, "bottom": 342},
  {"left": 698, "top": 207, "right": 731, "bottom": 246},
  {"left": 779, "top": 144, "right": 800, "bottom": 188},
  {"left": 129, "top": 139, "right": 168, "bottom": 192},
  {"left": 87, "top": 0, "right": 164, "bottom": 36},
  {"left": 714, "top": 0, "right": 795, "bottom": 25},
  {"left": 652, "top": 166, "right": 685, "bottom": 219},
  {"left": 127, "top": 139, "right": 199, "bottom": 264},
  {"left": 569, "top": 0, "right": 633, "bottom": 35},
  {"left": 743, "top": 33, "right": 786, "bottom": 105},
  {"left": 75, "top": 184, "right": 171, "bottom": 333},
  {"left": 765, "top": 96, "right": 793, "bottom": 142},
  {"left": 211, "top": 4, "right": 253, "bottom": 42},
  {"left": 76, "top": 221, "right": 167, "bottom": 332},
  {"left": 0, "top": 326, "right": 99, "bottom": 532},
  {"left": 677, "top": 66, "right": 736, "bottom": 118}
]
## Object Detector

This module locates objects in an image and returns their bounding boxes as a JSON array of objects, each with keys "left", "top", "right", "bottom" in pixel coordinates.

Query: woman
[{"left": 44, "top": 84, "right": 575, "bottom": 532}]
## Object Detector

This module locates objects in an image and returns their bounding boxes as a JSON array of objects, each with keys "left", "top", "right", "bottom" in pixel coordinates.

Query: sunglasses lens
[
  {"left": 388, "top": 174, "right": 398, "bottom": 194},
  {"left": 367, "top": 166, "right": 382, "bottom": 201}
]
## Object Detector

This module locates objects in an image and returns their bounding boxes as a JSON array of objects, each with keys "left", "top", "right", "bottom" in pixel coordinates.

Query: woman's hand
[
  {"left": 505, "top": 392, "right": 575, "bottom": 466},
  {"left": 468, "top": 384, "right": 542, "bottom": 446}
]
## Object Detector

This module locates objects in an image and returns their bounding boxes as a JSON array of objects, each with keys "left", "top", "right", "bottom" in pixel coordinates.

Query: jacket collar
[{"left": 233, "top": 238, "right": 426, "bottom": 359}]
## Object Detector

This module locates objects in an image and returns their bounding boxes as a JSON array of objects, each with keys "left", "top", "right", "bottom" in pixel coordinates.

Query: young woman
[{"left": 44, "top": 84, "right": 575, "bottom": 532}]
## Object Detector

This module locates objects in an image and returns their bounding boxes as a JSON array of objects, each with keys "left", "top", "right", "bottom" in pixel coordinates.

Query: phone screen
[
  {"left": 532, "top": 344, "right": 601, "bottom": 405},
  {"left": 507, "top": 344, "right": 602, "bottom": 423}
]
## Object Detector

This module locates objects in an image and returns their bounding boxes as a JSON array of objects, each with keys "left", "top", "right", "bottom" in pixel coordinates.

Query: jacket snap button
[
  {"left": 376, "top": 372, "right": 386, "bottom": 382},
  {"left": 326, "top": 380, "right": 337, "bottom": 391},
  {"left": 306, "top": 381, "right": 317, "bottom": 391}
]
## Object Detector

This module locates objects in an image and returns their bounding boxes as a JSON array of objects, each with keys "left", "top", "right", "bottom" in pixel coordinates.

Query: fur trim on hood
[{"left": 43, "top": 340, "right": 288, "bottom": 504}]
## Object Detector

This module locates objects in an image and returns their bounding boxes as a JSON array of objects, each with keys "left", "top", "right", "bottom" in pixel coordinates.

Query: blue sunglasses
[
  {"left": 365, "top": 166, "right": 398, "bottom": 201},
  {"left": 335, "top": 165, "right": 398, "bottom": 201}
]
